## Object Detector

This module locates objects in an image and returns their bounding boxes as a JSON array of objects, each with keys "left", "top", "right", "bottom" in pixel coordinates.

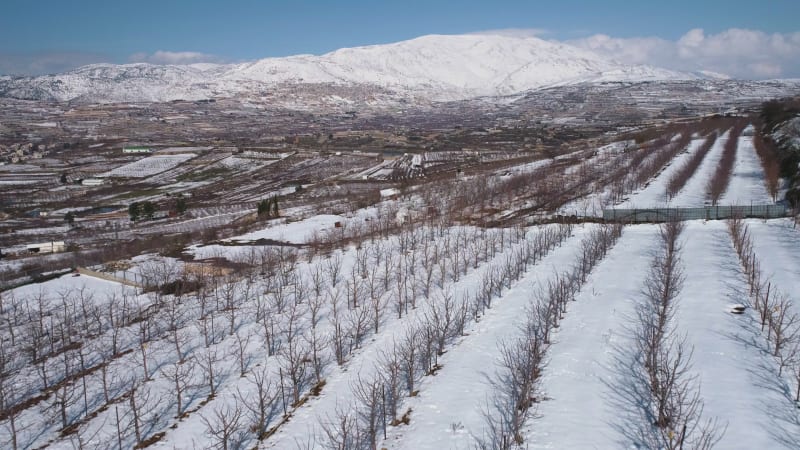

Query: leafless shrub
[
  {"left": 160, "top": 359, "right": 195, "bottom": 419},
  {"left": 476, "top": 224, "right": 622, "bottom": 448},
  {"left": 666, "top": 133, "right": 717, "bottom": 199},
  {"left": 318, "top": 405, "right": 363, "bottom": 450},
  {"left": 236, "top": 365, "right": 280, "bottom": 440},
  {"left": 707, "top": 121, "right": 748, "bottom": 205},
  {"left": 634, "top": 221, "right": 724, "bottom": 448},
  {"left": 200, "top": 400, "right": 246, "bottom": 450},
  {"left": 752, "top": 131, "right": 781, "bottom": 201},
  {"left": 351, "top": 374, "right": 386, "bottom": 450}
]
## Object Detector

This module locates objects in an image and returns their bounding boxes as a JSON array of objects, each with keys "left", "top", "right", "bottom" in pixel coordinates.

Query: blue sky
[{"left": 2, "top": 0, "right": 799, "bottom": 77}]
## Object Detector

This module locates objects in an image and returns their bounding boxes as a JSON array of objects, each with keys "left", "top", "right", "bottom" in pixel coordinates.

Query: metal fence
[{"left": 603, "top": 204, "right": 788, "bottom": 223}]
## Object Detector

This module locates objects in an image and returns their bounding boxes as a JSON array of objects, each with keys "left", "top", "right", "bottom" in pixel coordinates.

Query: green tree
[
  {"left": 786, "top": 188, "right": 800, "bottom": 210},
  {"left": 176, "top": 197, "right": 187, "bottom": 215},
  {"left": 257, "top": 198, "right": 271, "bottom": 217},
  {"left": 64, "top": 211, "right": 75, "bottom": 226},
  {"left": 142, "top": 201, "right": 156, "bottom": 220},
  {"left": 272, "top": 196, "right": 279, "bottom": 217},
  {"left": 129, "top": 202, "right": 141, "bottom": 222},
  {"left": 59, "top": 172, "right": 67, "bottom": 184}
]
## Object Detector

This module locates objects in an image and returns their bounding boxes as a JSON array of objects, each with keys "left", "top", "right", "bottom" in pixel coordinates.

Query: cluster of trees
[
  {"left": 256, "top": 197, "right": 279, "bottom": 218},
  {"left": 128, "top": 201, "right": 156, "bottom": 222},
  {"left": 728, "top": 217, "right": 800, "bottom": 399},
  {"left": 0, "top": 216, "right": 578, "bottom": 449},
  {"left": 759, "top": 100, "right": 800, "bottom": 207},
  {"left": 307, "top": 224, "right": 575, "bottom": 450},
  {"left": 430, "top": 137, "right": 657, "bottom": 222},
  {"left": 608, "top": 128, "right": 696, "bottom": 205},
  {"left": 707, "top": 121, "right": 748, "bottom": 205},
  {"left": 477, "top": 224, "right": 623, "bottom": 449},
  {"left": 634, "top": 222, "right": 723, "bottom": 449},
  {"left": 631, "top": 133, "right": 692, "bottom": 192},
  {"left": 608, "top": 125, "right": 714, "bottom": 204},
  {"left": 751, "top": 132, "right": 781, "bottom": 202},
  {"left": 666, "top": 133, "right": 718, "bottom": 199}
]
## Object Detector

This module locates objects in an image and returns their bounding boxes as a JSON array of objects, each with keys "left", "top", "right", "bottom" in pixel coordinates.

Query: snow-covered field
[
  {"left": 719, "top": 135, "right": 773, "bottom": 204},
  {"left": 618, "top": 139, "right": 704, "bottom": 208},
  {"left": 100, "top": 153, "right": 196, "bottom": 178},
  {"left": 3, "top": 123, "right": 798, "bottom": 450}
]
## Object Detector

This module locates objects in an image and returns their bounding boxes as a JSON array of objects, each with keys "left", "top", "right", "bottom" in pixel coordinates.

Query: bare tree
[
  {"left": 310, "top": 264, "right": 327, "bottom": 299},
  {"left": 201, "top": 400, "right": 246, "bottom": 450},
  {"left": 164, "top": 299, "right": 191, "bottom": 362},
  {"left": 330, "top": 289, "right": 349, "bottom": 366},
  {"left": 50, "top": 352, "right": 81, "bottom": 431},
  {"left": 377, "top": 345, "right": 403, "bottom": 423},
  {"left": 348, "top": 303, "right": 371, "bottom": 350},
  {"left": 325, "top": 253, "right": 343, "bottom": 288},
  {"left": 199, "top": 347, "right": 222, "bottom": 397},
  {"left": 351, "top": 374, "right": 385, "bottom": 450},
  {"left": 236, "top": 365, "right": 280, "bottom": 440},
  {"left": 752, "top": 130, "right": 781, "bottom": 201},
  {"left": 666, "top": 133, "right": 717, "bottom": 199},
  {"left": 0, "top": 366, "right": 28, "bottom": 450},
  {"left": 278, "top": 335, "right": 311, "bottom": 406},
  {"left": 633, "top": 221, "right": 725, "bottom": 449},
  {"left": 126, "top": 377, "right": 163, "bottom": 448},
  {"left": 160, "top": 359, "right": 195, "bottom": 419},
  {"left": 233, "top": 329, "right": 255, "bottom": 377},
  {"left": 767, "top": 293, "right": 799, "bottom": 361},
  {"left": 707, "top": 122, "right": 746, "bottom": 205},
  {"left": 319, "top": 405, "right": 363, "bottom": 450},
  {"left": 398, "top": 326, "right": 420, "bottom": 395}
]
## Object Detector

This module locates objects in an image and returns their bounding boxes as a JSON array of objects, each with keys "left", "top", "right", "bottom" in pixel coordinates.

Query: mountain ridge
[{"left": 0, "top": 33, "right": 716, "bottom": 104}]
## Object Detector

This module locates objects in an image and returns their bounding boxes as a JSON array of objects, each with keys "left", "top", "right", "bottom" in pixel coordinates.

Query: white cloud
[
  {"left": 128, "top": 50, "right": 223, "bottom": 65},
  {"left": 568, "top": 28, "right": 800, "bottom": 79}
]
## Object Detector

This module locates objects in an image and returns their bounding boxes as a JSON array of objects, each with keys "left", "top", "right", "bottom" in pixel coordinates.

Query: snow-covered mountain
[{"left": 0, "top": 34, "right": 703, "bottom": 103}]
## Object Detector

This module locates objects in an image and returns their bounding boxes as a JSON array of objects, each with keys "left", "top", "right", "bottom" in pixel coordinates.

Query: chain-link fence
[{"left": 603, "top": 204, "right": 788, "bottom": 222}]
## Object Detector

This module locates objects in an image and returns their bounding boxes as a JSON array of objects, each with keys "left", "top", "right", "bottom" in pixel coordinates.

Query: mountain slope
[{"left": 0, "top": 34, "right": 700, "bottom": 103}]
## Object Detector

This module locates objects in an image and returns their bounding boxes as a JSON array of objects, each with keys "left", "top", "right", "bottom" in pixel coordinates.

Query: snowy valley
[{"left": 2, "top": 30, "right": 800, "bottom": 450}]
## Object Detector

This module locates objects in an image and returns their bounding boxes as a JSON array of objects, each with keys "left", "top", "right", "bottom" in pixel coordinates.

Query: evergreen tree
[
  {"left": 257, "top": 198, "right": 271, "bottom": 217},
  {"left": 129, "top": 202, "right": 140, "bottom": 222},
  {"left": 176, "top": 197, "right": 187, "bottom": 215},
  {"left": 64, "top": 211, "right": 75, "bottom": 226},
  {"left": 272, "top": 196, "right": 279, "bottom": 217},
  {"left": 142, "top": 201, "right": 156, "bottom": 220}
]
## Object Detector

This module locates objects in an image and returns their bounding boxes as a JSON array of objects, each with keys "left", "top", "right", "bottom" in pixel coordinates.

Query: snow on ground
[
  {"left": 382, "top": 226, "right": 590, "bottom": 450},
  {"left": 526, "top": 225, "right": 659, "bottom": 449},
  {"left": 5, "top": 128, "right": 797, "bottom": 450},
  {"left": 8, "top": 270, "right": 138, "bottom": 303},
  {"left": 228, "top": 214, "right": 344, "bottom": 244},
  {"left": 100, "top": 153, "right": 196, "bottom": 178},
  {"left": 674, "top": 221, "right": 800, "bottom": 448},
  {"left": 746, "top": 218, "right": 800, "bottom": 307},
  {"left": 719, "top": 135, "right": 773, "bottom": 205},
  {"left": 260, "top": 226, "right": 574, "bottom": 449},
  {"left": 618, "top": 139, "right": 705, "bottom": 209},
  {"left": 525, "top": 221, "right": 800, "bottom": 449},
  {"left": 189, "top": 214, "right": 345, "bottom": 259},
  {"left": 670, "top": 131, "right": 730, "bottom": 207}
]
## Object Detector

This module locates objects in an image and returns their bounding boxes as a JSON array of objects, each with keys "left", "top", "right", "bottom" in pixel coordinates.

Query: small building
[
  {"left": 123, "top": 146, "right": 152, "bottom": 154},
  {"left": 81, "top": 178, "right": 105, "bottom": 186},
  {"left": 26, "top": 241, "right": 66, "bottom": 254},
  {"left": 380, "top": 188, "right": 400, "bottom": 199}
]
